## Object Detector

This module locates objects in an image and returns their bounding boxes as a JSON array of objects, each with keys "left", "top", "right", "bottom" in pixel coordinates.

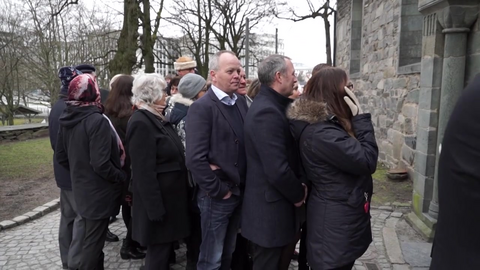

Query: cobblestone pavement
[{"left": 0, "top": 208, "right": 428, "bottom": 270}]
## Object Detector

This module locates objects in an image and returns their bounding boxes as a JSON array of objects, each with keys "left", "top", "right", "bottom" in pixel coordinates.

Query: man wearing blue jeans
[{"left": 186, "top": 50, "right": 248, "bottom": 270}]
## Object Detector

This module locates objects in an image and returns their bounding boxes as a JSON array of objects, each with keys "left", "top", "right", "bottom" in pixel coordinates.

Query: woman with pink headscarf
[{"left": 56, "top": 73, "right": 126, "bottom": 270}]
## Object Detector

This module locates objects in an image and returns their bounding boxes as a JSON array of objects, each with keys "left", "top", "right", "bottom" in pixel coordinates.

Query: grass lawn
[
  {"left": 13, "top": 118, "right": 45, "bottom": 125},
  {"left": 0, "top": 137, "right": 57, "bottom": 221},
  {"left": 0, "top": 118, "right": 46, "bottom": 126},
  {"left": 371, "top": 163, "right": 413, "bottom": 206},
  {"left": 0, "top": 137, "right": 53, "bottom": 180}
]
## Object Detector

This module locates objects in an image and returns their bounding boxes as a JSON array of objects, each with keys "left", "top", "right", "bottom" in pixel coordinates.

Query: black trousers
[
  {"left": 185, "top": 210, "right": 202, "bottom": 270},
  {"left": 298, "top": 222, "right": 308, "bottom": 270},
  {"left": 251, "top": 242, "right": 284, "bottom": 270},
  {"left": 77, "top": 218, "right": 109, "bottom": 270},
  {"left": 145, "top": 242, "right": 173, "bottom": 270},
  {"left": 231, "top": 233, "right": 251, "bottom": 270},
  {"left": 59, "top": 189, "right": 82, "bottom": 269}
]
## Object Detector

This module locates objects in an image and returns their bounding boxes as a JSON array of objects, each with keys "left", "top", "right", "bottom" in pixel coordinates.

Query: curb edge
[{"left": 0, "top": 197, "right": 60, "bottom": 232}]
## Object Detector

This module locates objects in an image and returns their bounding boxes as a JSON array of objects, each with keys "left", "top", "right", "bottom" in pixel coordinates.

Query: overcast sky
[{"left": 85, "top": 0, "right": 335, "bottom": 68}]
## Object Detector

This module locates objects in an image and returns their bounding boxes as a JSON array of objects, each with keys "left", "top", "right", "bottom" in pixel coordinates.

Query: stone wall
[
  {"left": 336, "top": 0, "right": 421, "bottom": 175},
  {"left": 0, "top": 124, "right": 49, "bottom": 143},
  {"left": 467, "top": 11, "right": 480, "bottom": 84}
]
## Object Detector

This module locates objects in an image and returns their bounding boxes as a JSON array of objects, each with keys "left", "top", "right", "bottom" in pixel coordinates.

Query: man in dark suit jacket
[
  {"left": 430, "top": 74, "right": 480, "bottom": 269},
  {"left": 241, "top": 54, "right": 307, "bottom": 270},
  {"left": 186, "top": 50, "right": 248, "bottom": 270}
]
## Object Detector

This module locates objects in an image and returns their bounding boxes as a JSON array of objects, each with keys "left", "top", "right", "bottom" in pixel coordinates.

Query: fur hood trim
[
  {"left": 169, "top": 93, "right": 194, "bottom": 107},
  {"left": 287, "top": 98, "right": 329, "bottom": 124}
]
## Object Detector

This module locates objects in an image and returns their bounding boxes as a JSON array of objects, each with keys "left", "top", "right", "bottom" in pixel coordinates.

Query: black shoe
[
  {"left": 131, "top": 240, "right": 147, "bottom": 252},
  {"left": 62, "top": 263, "right": 68, "bottom": 269},
  {"left": 105, "top": 229, "right": 119, "bottom": 242},
  {"left": 120, "top": 239, "right": 146, "bottom": 260}
]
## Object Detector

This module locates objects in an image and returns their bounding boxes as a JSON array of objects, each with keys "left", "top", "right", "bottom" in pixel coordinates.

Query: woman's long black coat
[
  {"left": 127, "top": 109, "right": 190, "bottom": 246},
  {"left": 288, "top": 99, "right": 378, "bottom": 269}
]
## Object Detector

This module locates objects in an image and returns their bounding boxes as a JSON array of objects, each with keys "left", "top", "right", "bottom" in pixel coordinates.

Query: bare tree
[
  {"left": 51, "top": 0, "right": 79, "bottom": 16},
  {"left": 0, "top": 1, "right": 29, "bottom": 125},
  {"left": 164, "top": 0, "right": 275, "bottom": 78},
  {"left": 109, "top": 0, "right": 166, "bottom": 75},
  {"left": 69, "top": 5, "right": 119, "bottom": 87},
  {"left": 164, "top": 0, "right": 216, "bottom": 77},
  {"left": 24, "top": 0, "right": 74, "bottom": 104},
  {"left": 210, "top": 0, "right": 276, "bottom": 57},
  {"left": 21, "top": 0, "right": 120, "bottom": 103},
  {"left": 109, "top": 0, "right": 139, "bottom": 76},
  {"left": 276, "top": 0, "right": 336, "bottom": 65},
  {"left": 139, "top": 0, "right": 166, "bottom": 73}
]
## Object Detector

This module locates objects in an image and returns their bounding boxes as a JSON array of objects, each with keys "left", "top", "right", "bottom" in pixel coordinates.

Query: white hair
[{"left": 131, "top": 73, "right": 166, "bottom": 105}]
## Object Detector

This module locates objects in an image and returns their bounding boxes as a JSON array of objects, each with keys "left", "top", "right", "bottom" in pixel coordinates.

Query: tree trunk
[
  {"left": 109, "top": 0, "right": 139, "bottom": 76},
  {"left": 141, "top": 0, "right": 155, "bottom": 73},
  {"left": 323, "top": 14, "right": 332, "bottom": 66},
  {"left": 7, "top": 112, "right": 14, "bottom": 126}
]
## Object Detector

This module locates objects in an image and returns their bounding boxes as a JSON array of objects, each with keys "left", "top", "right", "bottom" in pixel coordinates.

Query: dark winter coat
[
  {"left": 430, "top": 74, "right": 480, "bottom": 270},
  {"left": 185, "top": 88, "right": 248, "bottom": 199},
  {"left": 241, "top": 85, "right": 306, "bottom": 248},
  {"left": 105, "top": 114, "right": 131, "bottom": 213},
  {"left": 165, "top": 94, "right": 194, "bottom": 149},
  {"left": 106, "top": 115, "right": 131, "bottom": 176},
  {"left": 49, "top": 96, "right": 71, "bottom": 190},
  {"left": 56, "top": 106, "right": 126, "bottom": 220},
  {"left": 287, "top": 98, "right": 378, "bottom": 269},
  {"left": 127, "top": 109, "right": 190, "bottom": 246}
]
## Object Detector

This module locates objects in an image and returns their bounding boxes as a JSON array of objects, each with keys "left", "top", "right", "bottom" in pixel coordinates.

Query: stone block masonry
[
  {"left": 336, "top": 0, "right": 420, "bottom": 173},
  {"left": 0, "top": 123, "right": 49, "bottom": 143}
]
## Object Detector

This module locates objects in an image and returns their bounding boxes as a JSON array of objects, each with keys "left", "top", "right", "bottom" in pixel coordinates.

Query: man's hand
[
  {"left": 294, "top": 183, "right": 308, "bottom": 207},
  {"left": 223, "top": 190, "right": 232, "bottom": 200}
]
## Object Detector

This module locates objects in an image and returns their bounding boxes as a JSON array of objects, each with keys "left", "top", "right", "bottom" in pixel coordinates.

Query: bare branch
[{"left": 51, "top": 0, "right": 78, "bottom": 17}]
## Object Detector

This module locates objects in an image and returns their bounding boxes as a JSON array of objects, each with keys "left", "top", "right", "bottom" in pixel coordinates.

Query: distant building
[{"left": 154, "top": 36, "right": 182, "bottom": 76}]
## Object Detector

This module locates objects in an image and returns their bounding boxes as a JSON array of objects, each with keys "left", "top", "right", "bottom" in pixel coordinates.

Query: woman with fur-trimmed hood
[
  {"left": 287, "top": 67, "right": 378, "bottom": 270},
  {"left": 165, "top": 73, "right": 207, "bottom": 148}
]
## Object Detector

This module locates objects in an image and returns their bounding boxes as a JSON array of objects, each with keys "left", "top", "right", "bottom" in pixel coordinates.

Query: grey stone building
[{"left": 335, "top": 0, "right": 479, "bottom": 239}]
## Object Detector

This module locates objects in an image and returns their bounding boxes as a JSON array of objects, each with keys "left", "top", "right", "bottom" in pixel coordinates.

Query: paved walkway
[{"left": 0, "top": 207, "right": 431, "bottom": 270}]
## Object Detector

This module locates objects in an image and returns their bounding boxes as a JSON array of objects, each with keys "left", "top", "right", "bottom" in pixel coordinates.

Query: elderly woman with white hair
[{"left": 126, "top": 73, "right": 191, "bottom": 270}]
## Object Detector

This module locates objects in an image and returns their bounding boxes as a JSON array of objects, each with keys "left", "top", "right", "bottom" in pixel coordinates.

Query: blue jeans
[{"left": 197, "top": 193, "right": 241, "bottom": 270}]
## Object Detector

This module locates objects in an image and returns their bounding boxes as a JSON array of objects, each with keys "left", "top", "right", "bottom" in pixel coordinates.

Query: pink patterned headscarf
[
  {"left": 67, "top": 73, "right": 125, "bottom": 167},
  {"left": 66, "top": 73, "right": 104, "bottom": 113}
]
